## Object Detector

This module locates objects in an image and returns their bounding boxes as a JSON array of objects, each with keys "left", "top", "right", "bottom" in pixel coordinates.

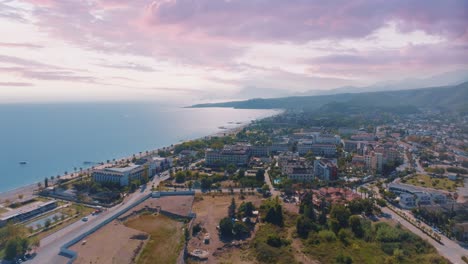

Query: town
[{"left": 0, "top": 107, "right": 466, "bottom": 264}]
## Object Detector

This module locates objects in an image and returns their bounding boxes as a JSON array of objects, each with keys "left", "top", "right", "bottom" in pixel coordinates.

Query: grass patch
[
  {"left": 404, "top": 174, "right": 462, "bottom": 191},
  {"left": 125, "top": 214, "right": 185, "bottom": 264},
  {"left": 250, "top": 223, "right": 298, "bottom": 264},
  {"left": 302, "top": 222, "right": 449, "bottom": 264},
  {"left": 0, "top": 207, "right": 8, "bottom": 215},
  {"left": 31, "top": 204, "right": 94, "bottom": 239}
]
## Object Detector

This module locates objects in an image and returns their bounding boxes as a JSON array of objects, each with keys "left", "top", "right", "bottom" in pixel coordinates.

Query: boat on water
[
  {"left": 83, "top": 161, "right": 94, "bottom": 165},
  {"left": 19, "top": 161, "right": 27, "bottom": 165}
]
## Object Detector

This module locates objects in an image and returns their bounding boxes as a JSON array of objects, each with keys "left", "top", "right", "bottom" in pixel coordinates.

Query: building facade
[
  {"left": 314, "top": 159, "right": 338, "bottom": 181},
  {"left": 92, "top": 164, "right": 147, "bottom": 186},
  {"left": 205, "top": 144, "right": 250, "bottom": 167}
]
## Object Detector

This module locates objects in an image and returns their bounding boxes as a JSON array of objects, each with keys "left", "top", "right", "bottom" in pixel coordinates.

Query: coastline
[{"left": 0, "top": 109, "right": 282, "bottom": 202}]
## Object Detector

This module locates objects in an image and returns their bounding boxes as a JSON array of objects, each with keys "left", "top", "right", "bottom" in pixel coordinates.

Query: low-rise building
[
  {"left": 0, "top": 200, "right": 57, "bottom": 227},
  {"left": 399, "top": 193, "right": 416, "bottom": 208}
]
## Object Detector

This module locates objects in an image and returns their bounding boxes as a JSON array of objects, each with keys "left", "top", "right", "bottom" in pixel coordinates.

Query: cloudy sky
[{"left": 0, "top": 0, "right": 467, "bottom": 103}]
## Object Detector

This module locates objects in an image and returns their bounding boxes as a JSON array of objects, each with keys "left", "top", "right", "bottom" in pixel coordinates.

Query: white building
[
  {"left": 92, "top": 164, "right": 147, "bottom": 186},
  {"left": 205, "top": 144, "right": 250, "bottom": 166},
  {"left": 399, "top": 193, "right": 416, "bottom": 208}
]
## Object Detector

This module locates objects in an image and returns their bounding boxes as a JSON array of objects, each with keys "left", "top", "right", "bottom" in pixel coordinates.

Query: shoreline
[{"left": 0, "top": 109, "right": 282, "bottom": 202}]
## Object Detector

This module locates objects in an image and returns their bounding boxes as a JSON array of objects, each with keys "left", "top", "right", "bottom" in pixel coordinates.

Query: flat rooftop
[
  {"left": 104, "top": 164, "right": 141, "bottom": 173},
  {"left": 1, "top": 200, "right": 56, "bottom": 220}
]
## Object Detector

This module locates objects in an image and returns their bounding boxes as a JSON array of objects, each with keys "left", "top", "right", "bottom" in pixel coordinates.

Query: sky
[{"left": 0, "top": 0, "right": 467, "bottom": 103}]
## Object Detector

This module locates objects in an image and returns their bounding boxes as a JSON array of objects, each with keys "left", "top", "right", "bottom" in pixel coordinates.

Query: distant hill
[{"left": 191, "top": 81, "right": 468, "bottom": 113}]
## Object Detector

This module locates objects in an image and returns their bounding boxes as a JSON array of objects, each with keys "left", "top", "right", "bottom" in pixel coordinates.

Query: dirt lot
[
  {"left": 188, "top": 193, "right": 264, "bottom": 264},
  {"left": 125, "top": 214, "right": 185, "bottom": 264},
  {"left": 120, "top": 195, "right": 194, "bottom": 219},
  {"left": 70, "top": 221, "right": 144, "bottom": 264}
]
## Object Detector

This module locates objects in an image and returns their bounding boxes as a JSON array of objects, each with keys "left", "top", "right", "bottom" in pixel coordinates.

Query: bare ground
[
  {"left": 125, "top": 214, "right": 185, "bottom": 264},
  {"left": 120, "top": 195, "right": 194, "bottom": 219},
  {"left": 70, "top": 221, "right": 144, "bottom": 264},
  {"left": 188, "top": 193, "right": 264, "bottom": 264}
]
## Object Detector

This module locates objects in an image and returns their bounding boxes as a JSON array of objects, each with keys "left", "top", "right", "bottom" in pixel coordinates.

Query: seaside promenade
[{"left": 0, "top": 120, "right": 250, "bottom": 205}]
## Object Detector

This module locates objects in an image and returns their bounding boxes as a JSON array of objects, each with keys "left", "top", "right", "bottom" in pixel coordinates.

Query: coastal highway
[{"left": 28, "top": 173, "right": 170, "bottom": 264}]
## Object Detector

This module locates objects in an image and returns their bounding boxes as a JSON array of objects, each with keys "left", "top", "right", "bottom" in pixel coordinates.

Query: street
[
  {"left": 381, "top": 206, "right": 467, "bottom": 264},
  {"left": 27, "top": 173, "right": 169, "bottom": 264}
]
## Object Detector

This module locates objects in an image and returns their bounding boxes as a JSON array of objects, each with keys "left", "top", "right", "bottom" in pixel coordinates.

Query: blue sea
[{"left": 0, "top": 103, "right": 278, "bottom": 192}]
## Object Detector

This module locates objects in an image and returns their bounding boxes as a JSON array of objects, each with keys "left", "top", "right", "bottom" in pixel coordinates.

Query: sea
[{"left": 0, "top": 103, "right": 278, "bottom": 193}]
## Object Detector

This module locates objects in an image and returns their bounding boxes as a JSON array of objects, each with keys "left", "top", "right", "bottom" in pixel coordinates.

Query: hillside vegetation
[{"left": 192, "top": 81, "right": 468, "bottom": 113}]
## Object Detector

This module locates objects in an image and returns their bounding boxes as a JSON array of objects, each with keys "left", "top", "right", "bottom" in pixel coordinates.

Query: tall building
[
  {"left": 364, "top": 151, "right": 383, "bottom": 172},
  {"left": 314, "top": 159, "right": 338, "bottom": 181}
]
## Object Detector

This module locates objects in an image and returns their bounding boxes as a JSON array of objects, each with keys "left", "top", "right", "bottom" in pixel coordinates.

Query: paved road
[
  {"left": 364, "top": 184, "right": 468, "bottom": 263},
  {"left": 381, "top": 206, "right": 467, "bottom": 264},
  {"left": 27, "top": 174, "right": 170, "bottom": 264},
  {"left": 265, "top": 169, "right": 280, "bottom": 197}
]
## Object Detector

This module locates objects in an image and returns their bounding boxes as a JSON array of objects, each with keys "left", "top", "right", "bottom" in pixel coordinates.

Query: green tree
[
  {"left": 219, "top": 217, "right": 233, "bottom": 237},
  {"left": 238, "top": 169, "right": 245, "bottom": 179},
  {"left": 233, "top": 222, "right": 249, "bottom": 238},
  {"left": 175, "top": 172, "right": 186, "bottom": 183},
  {"left": 226, "top": 164, "right": 237, "bottom": 174},
  {"left": 238, "top": 202, "right": 255, "bottom": 217},
  {"left": 263, "top": 198, "right": 284, "bottom": 227},
  {"left": 228, "top": 198, "right": 236, "bottom": 218},
  {"left": 348, "top": 215, "right": 364, "bottom": 238},
  {"left": 330, "top": 204, "right": 351, "bottom": 229},
  {"left": 256, "top": 169, "right": 265, "bottom": 182},
  {"left": 4, "top": 239, "right": 20, "bottom": 260},
  {"left": 296, "top": 215, "right": 316, "bottom": 238},
  {"left": 44, "top": 218, "right": 52, "bottom": 229}
]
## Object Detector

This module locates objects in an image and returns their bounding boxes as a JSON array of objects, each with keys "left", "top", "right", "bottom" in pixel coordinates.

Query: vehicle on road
[{"left": 82, "top": 217, "right": 89, "bottom": 222}]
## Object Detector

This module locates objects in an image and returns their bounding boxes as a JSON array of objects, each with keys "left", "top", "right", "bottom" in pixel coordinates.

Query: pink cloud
[
  {"left": 143, "top": 0, "right": 468, "bottom": 42},
  {"left": 4, "top": 0, "right": 468, "bottom": 93},
  {"left": 0, "top": 42, "right": 43, "bottom": 48},
  {"left": 0, "top": 82, "right": 34, "bottom": 87}
]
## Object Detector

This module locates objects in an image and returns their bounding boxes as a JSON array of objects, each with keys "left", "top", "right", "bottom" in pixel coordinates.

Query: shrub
[
  {"left": 338, "top": 229, "right": 353, "bottom": 245},
  {"left": 318, "top": 230, "right": 336, "bottom": 242},
  {"left": 192, "top": 223, "right": 202, "bottom": 236},
  {"left": 266, "top": 235, "right": 283, "bottom": 247},
  {"left": 335, "top": 253, "right": 353, "bottom": 264}
]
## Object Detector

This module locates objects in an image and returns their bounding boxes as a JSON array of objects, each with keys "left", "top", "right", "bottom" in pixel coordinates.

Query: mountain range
[{"left": 191, "top": 81, "right": 468, "bottom": 114}]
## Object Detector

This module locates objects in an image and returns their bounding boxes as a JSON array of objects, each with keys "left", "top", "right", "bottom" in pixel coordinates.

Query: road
[
  {"left": 381, "top": 206, "right": 467, "bottom": 264},
  {"left": 363, "top": 183, "right": 468, "bottom": 264},
  {"left": 28, "top": 173, "right": 170, "bottom": 264},
  {"left": 265, "top": 169, "right": 280, "bottom": 197}
]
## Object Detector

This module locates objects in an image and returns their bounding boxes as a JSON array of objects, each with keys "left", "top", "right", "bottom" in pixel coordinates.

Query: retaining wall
[{"left": 60, "top": 191, "right": 196, "bottom": 263}]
